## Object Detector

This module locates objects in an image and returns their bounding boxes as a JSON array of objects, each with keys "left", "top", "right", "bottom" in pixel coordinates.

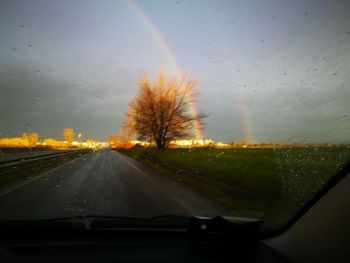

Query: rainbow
[
  {"left": 127, "top": 0, "right": 203, "bottom": 140},
  {"left": 233, "top": 91, "right": 251, "bottom": 143}
]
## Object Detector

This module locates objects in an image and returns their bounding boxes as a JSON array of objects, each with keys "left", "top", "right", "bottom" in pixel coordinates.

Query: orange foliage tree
[
  {"left": 63, "top": 128, "right": 74, "bottom": 146},
  {"left": 126, "top": 71, "right": 205, "bottom": 149},
  {"left": 21, "top": 133, "right": 39, "bottom": 148}
]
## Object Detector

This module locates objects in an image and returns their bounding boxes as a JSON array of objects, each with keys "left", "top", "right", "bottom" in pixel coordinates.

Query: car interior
[{"left": 1, "top": 1, "right": 349, "bottom": 262}]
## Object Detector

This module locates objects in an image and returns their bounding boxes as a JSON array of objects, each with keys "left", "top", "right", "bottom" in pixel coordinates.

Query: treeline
[
  {"left": 0, "top": 133, "right": 39, "bottom": 148},
  {"left": 0, "top": 128, "right": 102, "bottom": 149}
]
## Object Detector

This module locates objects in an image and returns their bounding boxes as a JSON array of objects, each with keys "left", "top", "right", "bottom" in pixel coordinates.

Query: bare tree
[
  {"left": 21, "top": 132, "right": 39, "bottom": 148},
  {"left": 126, "top": 71, "right": 205, "bottom": 149}
]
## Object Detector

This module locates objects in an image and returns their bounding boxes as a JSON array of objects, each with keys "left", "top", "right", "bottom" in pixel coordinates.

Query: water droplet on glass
[{"left": 339, "top": 115, "right": 346, "bottom": 120}]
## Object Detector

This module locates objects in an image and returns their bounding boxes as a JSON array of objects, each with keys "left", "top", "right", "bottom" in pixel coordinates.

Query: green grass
[
  {"left": 0, "top": 150, "right": 91, "bottom": 188},
  {"left": 118, "top": 146, "right": 350, "bottom": 231}
]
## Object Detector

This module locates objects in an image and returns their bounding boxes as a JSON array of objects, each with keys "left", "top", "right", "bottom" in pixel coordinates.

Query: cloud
[{"left": 0, "top": 61, "right": 136, "bottom": 140}]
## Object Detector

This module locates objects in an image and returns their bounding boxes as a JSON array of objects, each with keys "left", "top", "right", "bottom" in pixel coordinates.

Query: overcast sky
[{"left": 0, "top": 0, "right": 349, "bottom": 143}]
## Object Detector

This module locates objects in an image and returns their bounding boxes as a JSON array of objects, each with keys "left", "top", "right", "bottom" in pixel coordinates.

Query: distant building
[
  {"left": 130, "top": 140, "right": 150, "bottom": 146},
  {"left": 216, "top": 142, "right": 229, "bottom": 147},
  {"left": 170, "top": 139, "right": 214, "bottom": 146}
]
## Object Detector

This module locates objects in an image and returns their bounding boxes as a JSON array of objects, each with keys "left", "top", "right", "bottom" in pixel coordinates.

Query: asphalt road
[{"left": 0, "top": 148, "right": 233, "bottom": 220}]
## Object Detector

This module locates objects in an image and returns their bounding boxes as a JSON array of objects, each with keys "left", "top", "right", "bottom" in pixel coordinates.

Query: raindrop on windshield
[{"left": 338, "top": 115, "right": 347, "bottom": 120}]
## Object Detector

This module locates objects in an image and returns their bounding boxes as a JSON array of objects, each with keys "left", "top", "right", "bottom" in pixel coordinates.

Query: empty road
[{"left": 0, "top": 149, "right": 233, "bottom": 220}]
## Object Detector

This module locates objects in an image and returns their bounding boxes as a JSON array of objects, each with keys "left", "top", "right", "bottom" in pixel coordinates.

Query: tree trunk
[{"left": 155, "top": 138, "right": 165, "bottom": 150}]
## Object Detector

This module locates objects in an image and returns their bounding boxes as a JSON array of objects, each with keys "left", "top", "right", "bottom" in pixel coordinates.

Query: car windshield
[{"left": 0, "top": 0, "right": 349, "bottom": 232}]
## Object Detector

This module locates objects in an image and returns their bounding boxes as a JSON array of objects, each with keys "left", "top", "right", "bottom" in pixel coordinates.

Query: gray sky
[{"left": 0, "top": 0, "right": 349, "bottom": 143}]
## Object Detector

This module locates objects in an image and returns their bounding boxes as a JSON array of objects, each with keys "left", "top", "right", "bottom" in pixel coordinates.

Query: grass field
[
  {"left": 0, "top": 147, "right": 49, "bottom": 154},
  {"left": 118, "top": 146, "right": 350, "bottom": 231}
]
